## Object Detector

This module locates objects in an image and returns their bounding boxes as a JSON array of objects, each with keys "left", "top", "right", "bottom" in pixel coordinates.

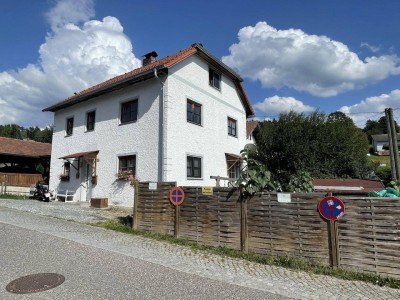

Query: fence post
[
  {"left": 132, "top": 181, "right": 139, "bottom": 229},
  {"left": 328, "top": 220, "right": 339, "bottom": 268},
  {"left": 174, "top": 205, "right": 180, "bottom": 238},
  {"left": 327, "top": 192, "right": 339, "bottom": 268},
  {"left": 240, "top": 188, "right": 248, "bottom": 253}
]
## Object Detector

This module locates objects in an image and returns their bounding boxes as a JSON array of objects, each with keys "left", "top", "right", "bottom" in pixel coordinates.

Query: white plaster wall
[
  {"left": 49, "top": 79, "right": 161, "bottom": 207},
  {"left": 164, "top": 56, "right": 249, "bottom": 186},
  {"left": 373, "top": 141, "right": 387, "bottom": 152}
]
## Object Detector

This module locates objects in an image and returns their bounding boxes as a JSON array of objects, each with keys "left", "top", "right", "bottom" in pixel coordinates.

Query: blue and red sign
[
  {"left": 318, "top": 196, "right": 345, "bottom": 221},
  {"left": 169, "top": 187, "right": 185, "bottom": 206}
]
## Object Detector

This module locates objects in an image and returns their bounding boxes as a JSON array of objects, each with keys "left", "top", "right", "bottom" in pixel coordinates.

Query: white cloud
[
  {"left": 222, "top": 22, "right": 400, "bottom": 97},
  {"left": 254, "top": 95, "right": 315, "bottom": 115},
  {"left": 46, "top": 0, "right": 94, "bottom": 32},
  {"left": 360, "top": 42, "right": 381, "bottom": 53},
  {"left": 340, "top": 89, "right": 400, "bottom": 127},
  {"left": 0, "top": 0, "right": 141, "bottom": 127}
]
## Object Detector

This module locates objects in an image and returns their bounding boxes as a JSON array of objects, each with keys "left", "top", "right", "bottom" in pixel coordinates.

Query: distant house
[
  {"left": 43, "top": 43, "right": 255, "bottom": 207},
  {"left": 0, "top": 137, "right": 51, "bottom": 190},
  {"left": 371, "top": 134, "right": 400, "bottom": 153},
  {"left": 313, "top": 178, "right": 385, "bottom": 195}
]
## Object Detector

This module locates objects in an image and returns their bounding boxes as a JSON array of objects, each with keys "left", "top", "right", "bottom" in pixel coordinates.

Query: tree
[
  {"left": 255, "top": 111, "right": 372, "bottom": 187},
  {"left": 0, "top": 124, "right": 53, "bottom": 143}
]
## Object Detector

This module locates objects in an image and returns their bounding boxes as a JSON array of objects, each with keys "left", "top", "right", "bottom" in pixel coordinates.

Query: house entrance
[{"left": 81, "top": 161, "right": 93, "bottom": 202}]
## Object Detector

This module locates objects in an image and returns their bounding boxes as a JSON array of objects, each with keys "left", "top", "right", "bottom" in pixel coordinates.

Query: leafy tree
[
  {"left": 255, "top": 111, "right": 372, "bottom": 185},
  {"left": 0, "top": 124, "right": 53, "bottom": 143},
  {"left": 236, "top": 148, "right": 278, "bottom": 198}
]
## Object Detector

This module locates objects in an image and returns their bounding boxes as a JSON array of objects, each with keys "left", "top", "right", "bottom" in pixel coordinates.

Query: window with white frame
[
  {"left": 86, "top": 111, "right": 96, "bottom": 131},
  {"left": 187, "top": 99, "right": 202, "bottom": 125},
  {"left": 209, "top": 68, "right": 221, "bottom": 89},
  {"left": 228, "top": 117, "right": 237, "bottom": 137},
  {"left": 65, "top": 117, "right": 74, "bottom": 136},
  {"left": 120, "top": 100, "right": 138, "bottom": 124},
  {"left": 187, "top": 155, "right": 202, "bottom": 178},
  {"left": 118, "top": 155, "right": 136, "bottom": 176}
]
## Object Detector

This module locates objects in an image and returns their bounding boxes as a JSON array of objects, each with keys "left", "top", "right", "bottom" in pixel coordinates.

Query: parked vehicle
[{"left": 30, "top": 181, "right": 53, "bottom": 202}]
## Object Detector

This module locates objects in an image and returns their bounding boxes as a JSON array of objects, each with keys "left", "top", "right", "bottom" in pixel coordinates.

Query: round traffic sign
[
  {"left": 169, "top": 187, "right": 185, "bottom": 206},
  {"left": 318, "top": 196, "right": 345, "bottom": 221}
]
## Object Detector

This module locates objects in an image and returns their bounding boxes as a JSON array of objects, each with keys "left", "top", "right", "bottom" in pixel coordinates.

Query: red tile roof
[
  {"left": 313, "top": 179, "right": 385, "bottom": 193},
  {"left": 0, "top": 137, "right": 51, "bottom": 158},
  {"left": 43, "top": 43, "right": 255, "bottom": 117}
]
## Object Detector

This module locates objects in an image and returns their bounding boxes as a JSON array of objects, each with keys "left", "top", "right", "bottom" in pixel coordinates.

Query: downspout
[{"left": 154, "top": 68, "right": 165, "bottom": 182}]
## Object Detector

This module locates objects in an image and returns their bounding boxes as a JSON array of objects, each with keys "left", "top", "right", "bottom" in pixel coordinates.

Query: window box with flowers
[
  {"left": 59, "top": 174, "right": 70, "bottom": 181},
  {"left": 115, "top": 170, "right": 139, "bottom": 186}
]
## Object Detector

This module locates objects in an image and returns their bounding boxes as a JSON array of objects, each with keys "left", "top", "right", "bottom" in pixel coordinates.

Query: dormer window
[{"left": 209, "top": 68, "right": 221, "bottom": 90}]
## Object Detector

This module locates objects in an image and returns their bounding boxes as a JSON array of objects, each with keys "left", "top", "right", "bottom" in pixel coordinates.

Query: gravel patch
[{"left": 0, "top": 199, "right": 132, "bottom": 223}]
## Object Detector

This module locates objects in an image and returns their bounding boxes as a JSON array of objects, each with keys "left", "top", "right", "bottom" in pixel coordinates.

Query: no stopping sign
[{"left": 318, "top": 196, "right": 345, "bottom": 221}]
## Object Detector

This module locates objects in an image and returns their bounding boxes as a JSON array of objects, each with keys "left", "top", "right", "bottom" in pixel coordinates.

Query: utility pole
[{"left": 385, "top": 108, "right": 400, "bottom": 180}]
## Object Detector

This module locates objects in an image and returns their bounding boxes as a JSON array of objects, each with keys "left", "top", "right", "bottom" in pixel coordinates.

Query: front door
[{"left": 81, "top": 161, "right": 92, "bottom": 202}]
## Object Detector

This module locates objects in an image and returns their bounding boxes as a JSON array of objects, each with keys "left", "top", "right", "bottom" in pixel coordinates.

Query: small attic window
[{"left": 209, "top": 68, "right": 221, "bottom": 90}]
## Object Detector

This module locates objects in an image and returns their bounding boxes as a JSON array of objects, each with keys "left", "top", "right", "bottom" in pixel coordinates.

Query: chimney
[{"left": 142, "top": 51, "right": 158, "bottom": 66}]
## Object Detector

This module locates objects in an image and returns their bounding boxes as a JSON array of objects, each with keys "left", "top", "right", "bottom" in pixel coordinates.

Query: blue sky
[{"left": 1, "top": 0, "right": 400, "bottom": 128}]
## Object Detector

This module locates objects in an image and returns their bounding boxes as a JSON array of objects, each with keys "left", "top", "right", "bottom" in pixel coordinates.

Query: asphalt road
[{"left": 0, "top": 206, "right": 289, "bottom": 300}]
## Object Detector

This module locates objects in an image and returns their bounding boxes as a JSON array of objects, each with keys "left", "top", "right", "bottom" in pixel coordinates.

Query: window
[
  {"left": 86, "top": 111, "right": 96, "bottom": 131},
  {"left": 118, "top": 155, "right": 136, "bottom": 176},
  {"left": 66, "top": 117, "right": 74, "bottom": 136},
  {"left": 187, "top": 100, "right": 202, "bottom": 125},
  {"left": 209, "top": 68, "right": 221, "bottom": 89},
  {"left": 228, "top": 117, "right": 237, "bottom": 137},
  {"left": 227, "top": 160, "right": 240, "bottom": 179},
  {"left": 60, "top": 162, "right": 70, "bottom": 181},
  {"left": 120, "top": 100, "right": 138, "bottom": 124},
  {"left": 187, "top": 156, "right": 202, "bottom": 178}
]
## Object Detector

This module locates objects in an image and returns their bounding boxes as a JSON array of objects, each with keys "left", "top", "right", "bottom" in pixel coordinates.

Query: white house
[
  {"left": 43, "top": 43, "right": 255, "bottom": 207},
  {"left": 371, "top": 134, "right": 400, "bottom": 153}
]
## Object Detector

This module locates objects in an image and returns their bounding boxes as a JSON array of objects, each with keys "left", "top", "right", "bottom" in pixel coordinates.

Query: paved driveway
[{"left": 0, "top": 199, "right": 399, "bottom": 299}]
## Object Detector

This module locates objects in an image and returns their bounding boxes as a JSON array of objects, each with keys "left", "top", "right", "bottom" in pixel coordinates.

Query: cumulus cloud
[
  {"left": 254, "top": 95, "right": 315, "bottom": 115},
  {"left": 0, "top": 0, "right": 141, "bottom": 127},
  {"left": 340, "top": 89, "right": 400, "bottom": 127},
  {"left": 222, "top": 22, "right": 400, "bottom": 97},
  {"left": 46, "top": 0, "right": 94, "bottom": 32}
]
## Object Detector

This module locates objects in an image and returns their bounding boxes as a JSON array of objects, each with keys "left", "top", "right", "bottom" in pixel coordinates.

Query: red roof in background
[
  {"left": 313, "top": 179, "right": 385, "bottom": 193},
  {"left": 43, "top": 43, "right": 255, "bottom": 117},
  {"left": 0, "top": 137, "right": 51, "bottom": 158}
]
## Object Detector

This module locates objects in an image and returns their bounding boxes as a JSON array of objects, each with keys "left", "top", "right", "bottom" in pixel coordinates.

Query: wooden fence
[
  {"left": 133, "top": 182, "right": 400, "bottom": 279},
  {"left": 0, "top": 172, "right": 43, "bottom": 187},
  {"left": 338, "top": 197, "right": 400, "bottom": 279}
]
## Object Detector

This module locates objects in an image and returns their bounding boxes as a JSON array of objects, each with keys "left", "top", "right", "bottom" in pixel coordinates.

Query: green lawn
[{"left": 368, "top": 155, "right": 391, "bottom": 166}]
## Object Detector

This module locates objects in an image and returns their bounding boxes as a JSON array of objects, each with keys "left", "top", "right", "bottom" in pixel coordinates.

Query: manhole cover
[{"left": 6, "top": 273, "right": 65, "bottom": 294}]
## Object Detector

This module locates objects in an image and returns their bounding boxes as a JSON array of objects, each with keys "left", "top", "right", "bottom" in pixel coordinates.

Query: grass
[
  {"left": 0, "top": 193, "right": 28, "bottom": 200},
  {"left": 93, "top": 219, "right": 400, "bottom": 289},
  {"left": 367, "top": 154, "right": 391, "bottom": 165}
]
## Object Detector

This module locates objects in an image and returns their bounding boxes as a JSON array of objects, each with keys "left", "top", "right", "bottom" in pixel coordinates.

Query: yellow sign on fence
[{"left": 202, "top": 186, "right": 213, "bottom": 195}]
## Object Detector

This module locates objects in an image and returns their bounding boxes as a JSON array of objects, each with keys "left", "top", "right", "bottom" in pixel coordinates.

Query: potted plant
[
  {"left": 115, "top": 170, "right": 139, "bottom": 185},
  {"left": 91, "top": 175, "right": 97, "bottom": 185},
  {"left": 59, "top": 174, "right": 70, "bottom": 181},
  {"left": 116, "top": 170, "right": 131, "bottom": 180}
]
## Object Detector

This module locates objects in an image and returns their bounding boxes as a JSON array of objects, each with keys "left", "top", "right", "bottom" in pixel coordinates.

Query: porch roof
[{"left": 59, "top": 150, "right": 99, "bottom": 159}]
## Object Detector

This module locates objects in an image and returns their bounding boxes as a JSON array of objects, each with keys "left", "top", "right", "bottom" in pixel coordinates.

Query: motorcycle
[{"left": 30, "top": 181, "right": 53, "bottom": 202}]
